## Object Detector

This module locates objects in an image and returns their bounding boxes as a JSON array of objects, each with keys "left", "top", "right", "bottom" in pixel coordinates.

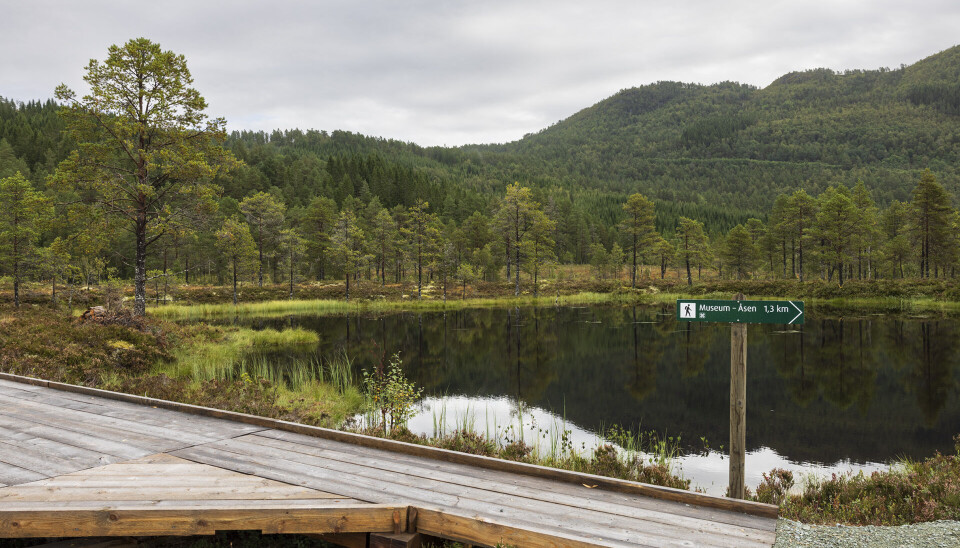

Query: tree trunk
[
  {"left": 514, "top": 223, "right": 521, "bottom": 297},
  {"left": 686, "top": 256, "right": 692, "bottom": 286},
  {"left": 134, "top": 214, "right": 147, "bottom": 316},
  {"left": 231, "top": 258, "right": 238, "bottom": 305},
  {"left": 13, "top": 257, "right": 19, "bottom": 308},
  {"left": 631, "top": 233, "right": 637, "bottom": 288},
  {"left": 798, "top": 238, "right": 804, "bottom": 283},
  {"left": 257, "top": 222, "right": 264, "bottom": 287},
  {"left": 533, "top": 263, "right": 539, "bottom": 297}
]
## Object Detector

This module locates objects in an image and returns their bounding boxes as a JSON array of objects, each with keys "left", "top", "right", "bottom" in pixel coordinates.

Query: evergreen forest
[{"left": 2, "top": 41, "right": 960, "bottom": 308}]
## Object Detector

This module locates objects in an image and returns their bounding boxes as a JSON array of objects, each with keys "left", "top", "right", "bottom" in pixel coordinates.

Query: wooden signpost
[{"left": 677, "top": 294, "right": 804, "bottom": 499}]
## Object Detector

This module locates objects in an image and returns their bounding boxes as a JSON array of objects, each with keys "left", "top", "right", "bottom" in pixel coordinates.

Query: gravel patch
[{"left": 774, "top": 518, "right": 960, "bottom": 548}]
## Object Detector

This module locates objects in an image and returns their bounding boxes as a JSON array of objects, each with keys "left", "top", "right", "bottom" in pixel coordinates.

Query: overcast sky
[{"left": 3, "top": 1, "right": 959, "bottom": 146}]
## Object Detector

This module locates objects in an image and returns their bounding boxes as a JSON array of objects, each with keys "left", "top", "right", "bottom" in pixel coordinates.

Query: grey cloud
[{"left": 2, "top": 0, "right": 959, "bottom": 145}]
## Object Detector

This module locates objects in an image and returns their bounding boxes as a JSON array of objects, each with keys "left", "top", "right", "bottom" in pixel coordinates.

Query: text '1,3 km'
[{"left": 676, "top": 299, "right": 804, "bottom": 325}]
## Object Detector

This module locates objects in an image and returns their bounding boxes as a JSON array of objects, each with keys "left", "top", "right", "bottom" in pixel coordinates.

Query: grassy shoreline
[
  {"left": 149, "top": 289, "right": 960, "bottom": 321},
  {"left": 2, "top": 298, "right": 959, "bottom": 527}
]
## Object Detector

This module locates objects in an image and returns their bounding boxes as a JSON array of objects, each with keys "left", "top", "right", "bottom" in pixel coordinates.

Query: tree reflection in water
[{"left": 232, "top": 306, "right": 960, "bottom": 469}]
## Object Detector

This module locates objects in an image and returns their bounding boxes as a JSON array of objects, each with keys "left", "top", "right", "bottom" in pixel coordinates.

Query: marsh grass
[
  {"left": 161, "top": 327, "right": 318, "bottom": 381},
  {"left": 150, "top": 292, "right": 627, "bottom": 321},
  {"left": 405, "top": 398, "right": 690, "bottom": 490}
]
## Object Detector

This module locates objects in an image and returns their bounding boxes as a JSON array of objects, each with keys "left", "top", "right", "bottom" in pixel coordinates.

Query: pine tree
[
  {"left": 405, "top": 199, "right": 440, "bottom": 299},
  {"left": 239, "top": 191, "right": 286, "bottom": 287},
  {"left": 676, "top": 217, "right": 708, "bottom": 286},
  {"left": 780, "top": 190, "right": 818, "bottom": 282},
  {"left": 215, "top": 216, "right": 257, "bottom": 305},
  {"left": 910, "top": 170, "right": 954, "bottom": 278},
  {"left": 330, "top": 209, "right": 365, "bottom": 301},
  {"left": 0, "top": 172, "right": 51, "bottom": 307},
  {"left": 815, "top": 186, "right": 858, "bottom": 285},
  {"left": 54, "top": 38, "right": 237, "bottom": 316},
  {"left": 495, "top": 184, "right": 541, "bottom": 296},
  {"left": 851, "top": 180, "right": 879, "bottom": 280},
  {"left": 301, "top": 196, "right": 338, "bottom": 280},
  {"left": 722, "top": 225, "right": 756, "bottom": 280},
  {"left": 621, "top": 193, "right": 656, "bottom": 288}
]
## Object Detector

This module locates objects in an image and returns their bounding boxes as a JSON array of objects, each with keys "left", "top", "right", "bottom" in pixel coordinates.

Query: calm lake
[{"left": 233, "top": 304, "right": 960, "bottom": 495}]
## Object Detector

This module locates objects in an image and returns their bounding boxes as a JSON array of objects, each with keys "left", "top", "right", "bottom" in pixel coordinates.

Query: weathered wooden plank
[
  {"left": 0, "top": 505, "right": 406, "bottom": 538},
  {"left": 0, "top": 373, "right": 777, "bottom": 547},
  {"left": 0, "top": 407, "right": 190, "bottom": 454},
  {"left": 205, "top": 436, "right": 756, "bottom": 546},
  {"left": 177, "top": 441, "right": 773, "bottom": 548},
  {"left": 241, "top": 432, "right": 774, "bottom": 539},
  {"left": 24, "top": 538, "right": 140, "bottom": 548},
  {"left": 0, "top": 393, "right": 214, "bottom": 446},
  {"left": 0, "top": 433, "right": 122, "bottom": 468},
  {"left": 31, "top": 476, "right": 348, "bottom": 492},
  {"left": 414, "top": 507, "right": 636, "bottom": 548},
  {"left": 0, "top": 499, "right": 363, "bottom": 510},
  {"left": 2, "top": 373, "right": 776, "bottom": 519},
  {"left": 0, "top": 461, "right": 48, "bottom": 486},
  {"left": 0, "top": 440, "right": 85, "bottom": 477},
  {"left": 0, "top": 383, "right": 262, "bottom": 439},
  {"left": 257, "top": 429, "right": 775, "bottom": 532},
  {"left": 0, "top": 485, "right": 348, "bottom": 502},
  {"left": 0, "top": 414, "right": 153, "bottom": 461}
]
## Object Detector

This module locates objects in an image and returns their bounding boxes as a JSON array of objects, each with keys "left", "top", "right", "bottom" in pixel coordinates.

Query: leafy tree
[
  {"left": 215, "top": 216, "right": 257, "bottom": 305},
  {"left": 653, "top": 237, "right": 674, "bottom": 279},
  {"left": 239, "top": 191, "right": 286, "bottom": 287},
  {"left": 496, "top": 183, "right": 545, "bottom": 296},
  {"left": 54, "top": 38, "right": 236, "bottom": 315},
  {"left": 301, "top": 195, "right": 338, "bottom": 280},
  {"left": 880, "top": 200, "right": 912, "bottom": 278},
  {"left": 910, "top": 169, "right": 955, "bottom": 278},
  {"left": 278, "top": 228, "right": 306, "bottom": 299},
  {"left": 520, "top": 210, "right": 557, "bottom": 296},
  {"left": 676, "top": 216, "right": 708, "bottom": 285},
  {"left": 609, "top": 242, "right": 625, "bottom": 282},
  {"left": 0, "top": 139, "right": 30, "bottom": 180},
  {"left": 434, "top": 241, "right": 458, "bottom": 301},
  {"left": 330, "top": 209, "right": 364, "bottom": 300},
  {"left": 454, "top": 263, "right": 476, "bottom": 299},
  {"left": 0, "top": 172, "right": 51, "bottom": 307},
  {"left": 36, "top": 237, "right": 72, "bottom": 304},
  {"left": 369, "top": 208, "right": 397, "bottom": 286},
  {"left": 621, "top": 193, "right": 656, "bottom": 288},
  {"left": 722, "top": 224, "right": 756, "bottom": 280},
  {"left": 589, "top": 242, "right": 610, "bottom": 280},
  {"left": 780, "top": 190, "right": 818, "bottom": 282},
  {"left": 815, "top": 186, "right": 858, "bottom": 285},
  {"left": 767, "top": 195, "right": 790, "bottom": 278},
  {"left": 851, "top": 180, "right": 879, "bottom": 280},
  {"left": 405, "top": 199, "right": 440, "bottom": 299}
]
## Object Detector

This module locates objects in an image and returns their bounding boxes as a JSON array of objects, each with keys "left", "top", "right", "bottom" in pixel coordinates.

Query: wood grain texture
[
  {"left": 0, "top": 372, "right": 777, "bottom": 547},
  {"left": 0, "top": 372, "right": 776, "bottom": 519},
  {"left": 730, "top": 316, "right": 748, "bottom": 500},
  {"left": 0, "top": 505, "right": 405, "bottom": 538}
]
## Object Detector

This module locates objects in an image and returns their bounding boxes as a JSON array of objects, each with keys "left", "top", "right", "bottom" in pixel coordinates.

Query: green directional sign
[{"left": 676, "top": 299, "right": 804, "bottom": 325}]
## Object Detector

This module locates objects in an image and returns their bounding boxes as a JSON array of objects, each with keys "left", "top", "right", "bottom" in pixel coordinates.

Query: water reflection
[{"left": 231, "top": 305, "right": 960, "bottom": 491}]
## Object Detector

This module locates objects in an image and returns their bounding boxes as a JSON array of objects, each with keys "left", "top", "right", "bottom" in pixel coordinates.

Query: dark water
[{"left": 240, "top": 305, "right": 960, "bottom": 491}]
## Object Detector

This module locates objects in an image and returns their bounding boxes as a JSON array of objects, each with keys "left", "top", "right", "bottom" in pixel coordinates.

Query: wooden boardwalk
[{"left": 0, "top": 374, "right": 777, "bottom": 547}]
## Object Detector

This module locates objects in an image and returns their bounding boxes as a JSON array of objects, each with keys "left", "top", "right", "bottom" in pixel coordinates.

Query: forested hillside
[{"left": 1, "top": 43, "right": 959, "bottom": 297}]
